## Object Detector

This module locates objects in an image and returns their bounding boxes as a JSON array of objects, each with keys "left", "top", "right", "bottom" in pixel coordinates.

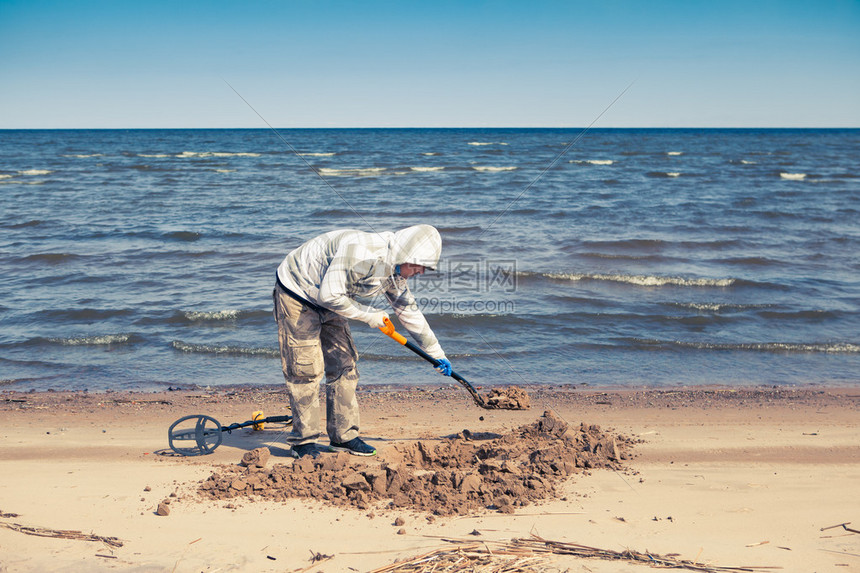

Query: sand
[{"left": 0, "top": 384, "right": 858, "bottom": 572}]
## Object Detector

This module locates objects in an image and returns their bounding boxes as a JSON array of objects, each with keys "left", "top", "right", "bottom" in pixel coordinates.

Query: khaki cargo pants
[{"left": 273, "top": 285, "right": 360, "bottom": 446}]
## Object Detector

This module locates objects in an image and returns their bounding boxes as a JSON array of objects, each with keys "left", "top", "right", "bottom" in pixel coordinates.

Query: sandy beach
[{"left": 0, "top": 384, "right": 858, "bottom": 572}]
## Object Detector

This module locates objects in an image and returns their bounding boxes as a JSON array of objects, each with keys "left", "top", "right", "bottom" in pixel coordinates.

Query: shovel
[{"left": 379, "top": 317, "right": 527, "bottom": 410}]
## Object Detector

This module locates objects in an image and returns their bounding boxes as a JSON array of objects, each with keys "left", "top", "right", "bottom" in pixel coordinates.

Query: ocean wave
[
  {"left": 757, "top": 309, "right": 839, "bottom": 320},
  {"left": 647, "top": 171, "right": 681, "bottom": 178},
  {"left": 437, "top": 225, "right": 483, "bottom": 234},
  {"left": 634, "top": 338, "right": 860, "bottom": 354},
  {"left": 18, "top": 169, "right": 53, "bottom": 175},
  {"left": 176, "top": 151, "right": 261, "bottom": 158},
  {"left": 666, "top": 151, "right": 683, "bottom": 156},
  {"left": 740, "top": 159, "right": 757, "bottom": 165},
  {"left": 717, "top": 256, "right": 785, "bottom": 267},
  {"left": 574, "top": 251, "right": 670, "bottom": 262},
  {"left": 171, "top": 340, "right": 278, "bottom": 357},
  {"left": 47, "top": 333, "right": 137, "bottom": 346},
  {"left": 138, "top": 153, "right": 171, "bottom": 158},
  {"left": 214, "top": 169, "right": 236, "bottom": 173},
  {"left": 182, "top": 309, "right": 241, "bottom": 321},
  {"left": 163, "top": 231, "right": 201, "bottom": 242},
  {"left": 310, "top": 208, "right": 359, "bottom": 217},
  {"left": 63, "top": 153, "right": 104, "bottom": 158},
  {"left": 570, "top": 159, "right": 614, "bottom": 165},
  {"left": 0, "top": 174, "right": 14, "bottom": 180},
  {"left": 529, "top": 272, "right": 736, "bottom": 288},
  {"left": 467, "top": 142, "right": 508, "bottom": 146},
  {"left": 666, "top": 302, "right": 772, "bottom": 313},
  {"left": 311, "top": 207, "right": 538, "bottom": 218},
  {"left": 472, "top": 166, "right": 517, "bottom": 172},
  {"left": 422, "top": 152, "right": 440, "bottom": 156},
  {"left": 1, "top": 179, "right": 45, "bottom": 185},
  {"left": 22, "top": 253, "right": 81, "bottom": 264},
  {"left": 318, "top": 167, "right": 387, "bottom": 177},
  {"left": 580, "top": 238, "right": 745, "bottom": 251},
  {"left": 780, "top": 172, "right": 806, "bottom": 180},
  {"left": 299, "top": 152, "right": 336, "bottom": 157},
  {"left": 136, "top": 308, "right": 270, "bottom": 327},
  {"left": 8, "top": 219, "right": 47, "bottom": 228},
  {"left": 410, "top": 166, "right": 445, "bottom": 172}
]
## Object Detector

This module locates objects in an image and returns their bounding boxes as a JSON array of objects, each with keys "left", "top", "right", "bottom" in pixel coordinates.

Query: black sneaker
[
  {"left": 291, "top": 443, "right": 322, "bottom": 459},
  {"left": 329, "top": 437, "right": 377, "bottom": 457}
]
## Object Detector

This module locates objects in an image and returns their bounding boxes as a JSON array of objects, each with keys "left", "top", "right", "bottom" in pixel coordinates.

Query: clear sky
[{"left": 1, "top": 0, "right": 858, "bottom": 128}]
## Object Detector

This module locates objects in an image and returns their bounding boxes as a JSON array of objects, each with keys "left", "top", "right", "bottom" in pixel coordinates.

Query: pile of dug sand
[{"left": 198, "top": 411, "right": 634, "bottom": 516}]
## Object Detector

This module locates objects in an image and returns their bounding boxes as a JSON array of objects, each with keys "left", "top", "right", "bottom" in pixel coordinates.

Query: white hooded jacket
[{"left": 277, "top": 225, "right": 446, "bottom": 359}]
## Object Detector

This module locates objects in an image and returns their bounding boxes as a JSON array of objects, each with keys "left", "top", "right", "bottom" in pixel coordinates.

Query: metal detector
[{"left": 167, "top": 413, "right": 292, "bottom": 456}]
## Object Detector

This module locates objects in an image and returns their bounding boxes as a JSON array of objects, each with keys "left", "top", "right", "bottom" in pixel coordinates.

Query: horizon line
[{"left": 2, "top": 125, "right": 858, "bottom": 131}]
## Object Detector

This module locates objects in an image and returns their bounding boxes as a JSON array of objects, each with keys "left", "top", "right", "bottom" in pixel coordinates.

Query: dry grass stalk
[
  {"left": 0, "top": 522, "right": 123, "bottom": 548},
  {"left": 513, "top": 534, "right": 780, "bottom": 572},
  {"left": 372, "top": 536, "right": 780, "bottom": 573},
  {"left": 368, "top": 543, "right": 555, "bottom": 573}
]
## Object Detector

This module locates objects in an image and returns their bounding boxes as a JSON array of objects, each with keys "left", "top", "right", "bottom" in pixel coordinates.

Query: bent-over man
[{"left": 273, "top": 224, "right": 452, "bottom": 458}]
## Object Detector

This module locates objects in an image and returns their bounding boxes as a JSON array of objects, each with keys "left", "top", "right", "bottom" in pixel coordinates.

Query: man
[{"left": 273, "top": 224, "right": 452, "bottom": 458}]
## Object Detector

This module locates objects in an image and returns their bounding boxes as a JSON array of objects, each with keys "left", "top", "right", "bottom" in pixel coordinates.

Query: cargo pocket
[{"left": 287, "top": 336, "right": 323, "bottom": 380}]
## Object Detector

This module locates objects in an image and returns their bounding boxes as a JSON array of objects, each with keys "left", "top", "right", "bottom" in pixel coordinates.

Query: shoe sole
[{"left": 328, "top": 444, "right": 376, "bottom": 457}]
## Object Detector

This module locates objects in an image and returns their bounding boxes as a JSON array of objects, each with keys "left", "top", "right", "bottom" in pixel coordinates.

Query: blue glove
[{"left": 435, "top": 358, "right": 452, "bottom": 376}]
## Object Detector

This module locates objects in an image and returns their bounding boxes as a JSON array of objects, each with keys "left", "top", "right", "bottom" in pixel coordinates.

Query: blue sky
[{"left": 1, "top": 0, "right": 858, "bottom": 128}]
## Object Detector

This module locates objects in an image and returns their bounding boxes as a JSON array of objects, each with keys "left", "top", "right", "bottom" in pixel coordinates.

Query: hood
[{"left": 389, "top": 225, "right": 442, "bottom": 270}]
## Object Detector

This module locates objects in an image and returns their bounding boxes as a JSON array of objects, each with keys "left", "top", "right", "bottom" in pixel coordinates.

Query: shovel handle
[
  {"left": 380, "top": 317, "right": 440, "bottom": 365},
  {"left": 379, "top": 316, "right": 408, "bottom": 345},
  {"left": 378, "top": 317, "right": 489, "bottom": 408}
]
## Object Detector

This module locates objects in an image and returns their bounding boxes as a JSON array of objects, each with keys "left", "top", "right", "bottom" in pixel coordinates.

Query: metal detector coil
[{"left": 168, "top": 414, "right": 223, "bottom": 456}]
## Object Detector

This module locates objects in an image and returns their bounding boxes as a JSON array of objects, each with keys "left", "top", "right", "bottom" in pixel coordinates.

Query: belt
[{"left": 275, "top": 273, "right": 326, "bottom": 313}]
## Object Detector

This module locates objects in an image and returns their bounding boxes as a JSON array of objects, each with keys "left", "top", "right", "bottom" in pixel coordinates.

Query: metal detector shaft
[{"left": 378, "top": 317, "right": 490, "bottom": 409}]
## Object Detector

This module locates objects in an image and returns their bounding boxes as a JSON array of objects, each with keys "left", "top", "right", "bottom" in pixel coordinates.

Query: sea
[{"left": 1, "top": 128, "right": 858, "bottom": 392}]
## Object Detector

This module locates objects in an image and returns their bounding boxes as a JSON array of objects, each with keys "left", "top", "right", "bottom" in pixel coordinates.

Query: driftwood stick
[{"left": 0, "top": 522, "right": 123, "bottom": 548}]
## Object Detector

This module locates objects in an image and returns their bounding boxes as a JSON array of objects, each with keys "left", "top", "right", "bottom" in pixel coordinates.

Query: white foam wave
[
  {"left": 671, "top": 340, "right": 860, "bottom": 354},
  {"left": 570, "top": 159, "right": 614, "bottom": 166},
  {"left": 50, "top": 334, "right": 133, "bottom": 346},
  {"left": 63, "top": 153, "right": 103, "bottom": 158},
  {"left": 740, "top": 160, "right": 757, "bottom": 165},
  {"left": 176, "top": 151, "right": 261, "bottom": 158},
  {"left": 411, "top": 166, "right": 445, "bottom": 172},
  {"left": 780, "top": 172, "right": 806, "bottom": 181},
  {"left": 299, "top": 152, "right": 336, "bottom": 157},
  {"left": 171, "top": 340, "right": 278, "bottom": 357},
  {"left": 318, "top": 167, "right": 387, "bottom": 177},
  {"left": 666, "top": 172, "right": 681, "bottom": 177},
  {"left": 422, "top": 152, "right": 440, "bottom": 156},
  {"left": 543, "top": 272, "right": 736, "bottom": 287},
  {"left": 184, "top": 310, "right": 240, "bottom": 321},
  {"left": 472, "top": 166, "right": 517, "bottom": 172},
  {"left": 214, "top": 169, "right": 236, "bottom": 173},
  {"left": 672, "top": 303, "right": 770, "bottom": 312},
  {"left": 468, "top": 142, "right": 508, "bottom": 146},
  {"left": 0, "top": 174, "right": 14, "bottom": 180},
  {"left": 679, "top": 303, "right": 727, "bottom": 312},
  {"left": 667, "top": 151, "right": 683, "bottom": 156},
  {"left": 19, "top": 169, "right": 52, "bottom": 175},
  {"left": 138, "top": 153, "right": 171, "bottom": 158}
]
